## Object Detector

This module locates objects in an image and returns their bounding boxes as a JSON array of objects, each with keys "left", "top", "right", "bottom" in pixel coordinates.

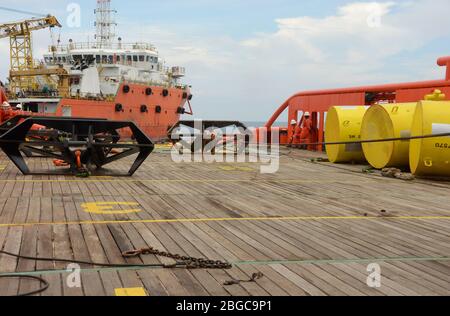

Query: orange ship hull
[{"left": 53, "top": 83, "right": 189, "bottom": 141}]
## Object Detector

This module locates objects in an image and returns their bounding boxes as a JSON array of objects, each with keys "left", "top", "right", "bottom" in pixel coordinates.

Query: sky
[{"left": 1, "top": 0, "right": 450, "bottom": 122}]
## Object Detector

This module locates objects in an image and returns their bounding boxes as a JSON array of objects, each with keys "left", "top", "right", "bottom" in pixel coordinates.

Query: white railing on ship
[{"left": 49, "top": 42, "right": 157, "bottom": 52}]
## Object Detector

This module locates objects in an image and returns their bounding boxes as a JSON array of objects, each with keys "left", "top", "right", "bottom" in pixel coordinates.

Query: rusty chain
[
  {"left": 122, "top": 247, "right": 233, "bottom": 270},
  {"left": 223, "top": 272, "right": 264, "bottom": 286}
]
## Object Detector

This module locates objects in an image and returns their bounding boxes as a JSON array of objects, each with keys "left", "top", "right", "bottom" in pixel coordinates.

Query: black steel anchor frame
[{"left": 0, "top": 117, "right": 154, "bottom": 176}]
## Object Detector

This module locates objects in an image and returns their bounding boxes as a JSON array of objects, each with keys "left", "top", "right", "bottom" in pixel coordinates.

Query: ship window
[
  {"left": 44, "top": 57, "right": 50, "bottom": 63},
  {"left": 133, "top": 55, "right": 138, "bottom": 62},
  {"left": 102, "top": 55, "right": 108, "bottom": 64},
  {"left": 116, "top": 55, "right": 120, "bottom": 62},
  {"left": 146, "top": 56, "right": 150, "bottom": 62},
  {"left": 62, "top": 57, "right": 67, "bottom": 63},
  {"left": 127, "top": 55, "right": 132, "bottom": 62},
  {"left": 108, "top": 55, "right": 113, "bottom": 64},
  {"left": 139, "top": 55, "right": 145, "bottom": 62},
  {"left": 96, "top": 55, "right": 101, "bottom": 63},
  {"left": 84, "top": 54, "right": 94, "bottom": 62},
  {"left": 155, "top": 57, "right": 158, "bottom": 63}
]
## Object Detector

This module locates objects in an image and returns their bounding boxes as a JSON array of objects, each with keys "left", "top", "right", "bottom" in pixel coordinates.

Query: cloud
[
  {"left": 150, "top": 0, "right": 450, "bottom": 120},
  {"left": 1, "top": 0, "right": 450, "bottom": 122},
  {"left": 239, "top": 1, "right": 434, "bottom": 79},
  {"left": 229, "top": 0, "right": 450, "bottom": 119}
]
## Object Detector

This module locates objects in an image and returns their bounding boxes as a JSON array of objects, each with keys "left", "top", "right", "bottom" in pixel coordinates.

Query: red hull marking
[{"left": 55, "top": 83, "right": 187, "bottom": 140}]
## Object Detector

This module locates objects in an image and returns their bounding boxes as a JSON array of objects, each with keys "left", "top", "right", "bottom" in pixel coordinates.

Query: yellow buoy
[
  {"left": 325, "top": 106, "right": 368, "bottom": 163},
  {"left": 410, "top": 100, "right": 450, "bottom": 177},
  {"left": 361, "top": 103, "right": 417, "bottom": 169}
]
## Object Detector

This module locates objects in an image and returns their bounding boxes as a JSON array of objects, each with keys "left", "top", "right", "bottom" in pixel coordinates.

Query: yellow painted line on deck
[
  {"left": 219, "top": 166, "right": 255, "bottom": 172},
  {"left": 115, "top": 287, "right": 148, "bottom": 296},
  {"left": 0, "top": 215, "right": 448, "bottom": 229},
  {"left": 0, "top": 179, "right": 375, "bottom": 184}
]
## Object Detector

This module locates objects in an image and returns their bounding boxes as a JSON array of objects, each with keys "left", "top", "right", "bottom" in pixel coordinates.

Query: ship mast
[{"left": 94, "top": 0, "right": 117, "bottom": 48}]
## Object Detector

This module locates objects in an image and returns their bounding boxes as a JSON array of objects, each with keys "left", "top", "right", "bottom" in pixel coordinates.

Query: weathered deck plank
[{"left": 0, "top": 150, "right": 448, "bottom": 296}]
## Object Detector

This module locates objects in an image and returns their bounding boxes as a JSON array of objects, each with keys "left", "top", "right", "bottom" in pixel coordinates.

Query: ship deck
[{"left": 0, "top": 147, "right": 449, "bottom": 296}]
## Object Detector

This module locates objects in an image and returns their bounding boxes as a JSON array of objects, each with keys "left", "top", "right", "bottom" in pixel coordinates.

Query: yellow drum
[
  {"left": 325, "top": 106, "right": 368, "bottom": 163},
  {"left": 410, "top": 101, "right": 450, "bottom": 177},
  {"left": 361, "top": 103, "right": 416, "bottom": 169}
]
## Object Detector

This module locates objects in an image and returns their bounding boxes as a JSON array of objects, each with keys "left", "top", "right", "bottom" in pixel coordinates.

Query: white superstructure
[{"left": 40, "top": 0, "right": 185, "bottom": 98}]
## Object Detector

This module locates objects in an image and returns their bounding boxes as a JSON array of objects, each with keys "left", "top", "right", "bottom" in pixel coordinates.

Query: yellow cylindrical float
[
  {"left": 325, "top": 106, "right": 368, "bottom": 163},
  {"left": 410, "top": 100, "right": 450, "bottom": 177},
  {"left": 361, "top": 103, "right": 416, "bottom": 169}
]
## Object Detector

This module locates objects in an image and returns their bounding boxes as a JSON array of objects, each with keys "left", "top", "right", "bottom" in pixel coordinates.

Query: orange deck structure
[
  {"left": 53, "top": 83, "right": 192, "bottom": 141},
  {"left": 266, "top": 56, "right": 450, "bottom": 150},
  {"left": 4, "top": 82, "right": 192, "bottom": 141}
]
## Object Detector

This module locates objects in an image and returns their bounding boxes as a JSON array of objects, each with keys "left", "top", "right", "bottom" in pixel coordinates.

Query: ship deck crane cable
[
  {"left": 0, "top": 6, "right": 48, "bottom": 18},
  {"left": 0, "top": 274, "right": 49, "bottom": 296},
  {"left": 278, "top": 132, "right": 450, "bottom": 147},
  {"left": 8, "top": 133, "right": 447, "bottom": 148},
  {"left": 0, "top": 246, "right": 233, "bottom": 296}
]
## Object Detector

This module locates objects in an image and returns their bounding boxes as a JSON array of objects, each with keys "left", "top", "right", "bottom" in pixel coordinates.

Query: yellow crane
[{"left": 0, "top": 15, "right": 68, "bottom": 96}]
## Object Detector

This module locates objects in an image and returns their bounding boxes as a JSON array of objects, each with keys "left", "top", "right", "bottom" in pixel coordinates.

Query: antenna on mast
[{"left": 94, "top": 0, "right": 117, "bottom": 48}]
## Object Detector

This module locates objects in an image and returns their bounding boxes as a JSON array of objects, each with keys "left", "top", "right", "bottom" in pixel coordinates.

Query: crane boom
[
  {"left": 0, "top": 15, "right": 62, "bottom": 96},
  {"left": 0, "top": 15, "right": 61, "bottom": 39}
]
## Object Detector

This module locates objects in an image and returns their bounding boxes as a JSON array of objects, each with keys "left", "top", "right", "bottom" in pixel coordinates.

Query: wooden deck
[{"left": 0, "top": 147, "right": 449, "bottom": 296}]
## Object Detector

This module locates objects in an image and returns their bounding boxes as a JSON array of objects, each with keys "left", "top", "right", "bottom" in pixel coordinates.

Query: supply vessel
[
  {"left": 0, "top": 2, "right": 449, "bottom": 298},
  {"left": 1, "top": 0, "right": 192, "bottom": 141}
]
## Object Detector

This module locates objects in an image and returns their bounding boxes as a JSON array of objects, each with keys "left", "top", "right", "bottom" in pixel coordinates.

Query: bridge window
[
  {"left": 96, "top": 55, "right": 101, "bottom": 63},
  {"left": 133, "top": 55, "right": 138, "bottom": 62},
  {"left": 70, "top": 78, "right": 80, "bottom": 85},
  {"left": 139, "top": 55, "right": 145, "bottom": 62}
]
